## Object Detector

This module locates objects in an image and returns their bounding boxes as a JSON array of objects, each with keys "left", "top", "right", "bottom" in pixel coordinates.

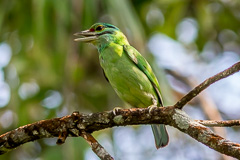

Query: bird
[{"left": 74, "top": 23, "right": 169, "bottom": 149}]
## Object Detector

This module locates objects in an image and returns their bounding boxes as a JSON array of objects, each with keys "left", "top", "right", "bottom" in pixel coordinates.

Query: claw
[
  {"left": 112, "top": 107, "right": 122, "bottom": 115},
  {"left": 148, "top": 105, "right": 158, "bottom": 115}
]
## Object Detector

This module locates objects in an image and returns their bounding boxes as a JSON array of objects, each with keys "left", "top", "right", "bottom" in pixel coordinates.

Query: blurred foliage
[{"left": 0, "top": 0, "right": 240, "bottom": 159}]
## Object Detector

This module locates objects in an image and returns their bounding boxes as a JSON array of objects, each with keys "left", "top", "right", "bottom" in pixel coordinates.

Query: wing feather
[{"left": 123, "top": 45, "right": 163, "bottom": 106}]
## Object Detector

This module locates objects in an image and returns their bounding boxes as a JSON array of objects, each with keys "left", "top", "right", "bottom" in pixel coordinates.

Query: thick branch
[
  {"left": 174, "top": 61, "right": 240, "bottom": 109},
  {"left": 0, "top": 107, "right": 240, "bottom": 159}
]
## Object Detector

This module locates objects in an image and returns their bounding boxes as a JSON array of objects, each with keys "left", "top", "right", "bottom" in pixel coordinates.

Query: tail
[{"left": 151, "top": 124, "right": 169, "bottom": 149}]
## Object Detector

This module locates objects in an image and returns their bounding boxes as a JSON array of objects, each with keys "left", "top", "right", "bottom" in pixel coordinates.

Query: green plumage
[{"left": 74, "top": 23, "right": 169, "bottom": 148}]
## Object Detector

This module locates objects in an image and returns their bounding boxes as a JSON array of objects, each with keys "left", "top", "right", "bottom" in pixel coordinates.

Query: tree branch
[
  {"left": 174, "top": 61, "right": 240, "bottom": 109},
  {"left": 1, "top": 107, "right": 240, "bottom": 159},
  {"left": 196, "top": 120, "right": 240, "bottom": 127},
  {"left": 1, "top": 62, "right": 240, "bottom": 159},
  {"left": 166, "top": 68, "right": 227, "bottom": 137},
  {"left": 81, "top": 132, "right": 114, "bottom": 160}
]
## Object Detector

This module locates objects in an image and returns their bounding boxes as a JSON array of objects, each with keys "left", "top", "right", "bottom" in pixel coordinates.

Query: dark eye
[{"left": 96, "top": 25, "right": 104, "bottom": 31}]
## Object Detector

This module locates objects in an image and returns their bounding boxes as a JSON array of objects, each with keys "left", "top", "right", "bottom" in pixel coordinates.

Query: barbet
[{"left": 74, "top": 23, "right": 169, "bottom": 148}]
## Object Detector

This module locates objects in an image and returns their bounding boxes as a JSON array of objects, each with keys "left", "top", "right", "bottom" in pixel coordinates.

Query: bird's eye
[{"left": 96, "top": 25, "right": 104, "bottom": 31}]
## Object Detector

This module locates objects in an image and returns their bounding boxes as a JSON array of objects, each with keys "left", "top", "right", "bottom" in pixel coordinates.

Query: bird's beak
[{"left": 74, "top": 30, "right": 98, "bottom": 42}]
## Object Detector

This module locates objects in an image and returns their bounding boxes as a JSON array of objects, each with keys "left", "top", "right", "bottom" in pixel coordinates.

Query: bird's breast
[{"left": 99, "top": 44, "right": 157, "bottom": 107}]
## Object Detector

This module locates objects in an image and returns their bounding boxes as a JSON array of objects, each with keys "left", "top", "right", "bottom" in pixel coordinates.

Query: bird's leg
[{"left": 148, "top": 96, "right": 158, "bottom": 115}]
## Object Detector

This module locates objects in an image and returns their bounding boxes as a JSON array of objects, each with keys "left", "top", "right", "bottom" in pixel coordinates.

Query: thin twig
[
  {"left": 81, "top": 132, "right": 114, "bottom": 160},
  {"left": 174, "top": 61, "right": 240, "bottom": 109},
  {"left": 196, "top": 120, "right": 240, "bottom": 127},
  {"left": 166, "top": 69, "right": 227, "bottom": 135}
]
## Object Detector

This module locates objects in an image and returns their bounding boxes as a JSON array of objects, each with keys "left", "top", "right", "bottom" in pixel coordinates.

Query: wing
[
  {"left": 123, "top": 45, "right": 163, "bottom": 106},
  {"left": 102, "top": 69, "right": 109, "bottom": 82}
]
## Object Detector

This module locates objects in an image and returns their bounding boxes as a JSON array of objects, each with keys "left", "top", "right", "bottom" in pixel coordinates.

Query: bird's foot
[
  {"left": 112, "top": 107, "right": 122, "bottom": 115},
  {"left": 148, "top": 105, "right": 158, "bottom": 115}
]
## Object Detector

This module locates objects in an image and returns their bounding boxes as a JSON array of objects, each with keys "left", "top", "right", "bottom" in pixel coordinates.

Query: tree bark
[{"left": 0, "top": 107, "right": 240, "bottom": 158}]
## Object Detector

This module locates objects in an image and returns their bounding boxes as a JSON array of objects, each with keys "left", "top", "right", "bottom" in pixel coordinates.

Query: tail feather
[{"left": 151, "top": 124, "right": 169, "bottom": 149}]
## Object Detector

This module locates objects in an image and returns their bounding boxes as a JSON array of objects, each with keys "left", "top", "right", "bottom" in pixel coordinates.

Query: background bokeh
[{"left": 0, "top": 0, "right": 240, "bottom": 159}]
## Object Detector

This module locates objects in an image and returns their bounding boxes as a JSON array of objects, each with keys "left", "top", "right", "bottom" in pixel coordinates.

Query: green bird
[{"left": 74, "top": 23, "right": 169, "bottom": 148}]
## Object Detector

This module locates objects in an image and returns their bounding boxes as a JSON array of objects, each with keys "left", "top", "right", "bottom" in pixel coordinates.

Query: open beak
[{"left": 74, "top": 30, "right": 97, "bottom": 42}]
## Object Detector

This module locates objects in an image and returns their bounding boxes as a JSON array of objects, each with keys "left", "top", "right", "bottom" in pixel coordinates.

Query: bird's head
[{"left": 74, "top": 23, "right": 129, "bottom": 48}]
